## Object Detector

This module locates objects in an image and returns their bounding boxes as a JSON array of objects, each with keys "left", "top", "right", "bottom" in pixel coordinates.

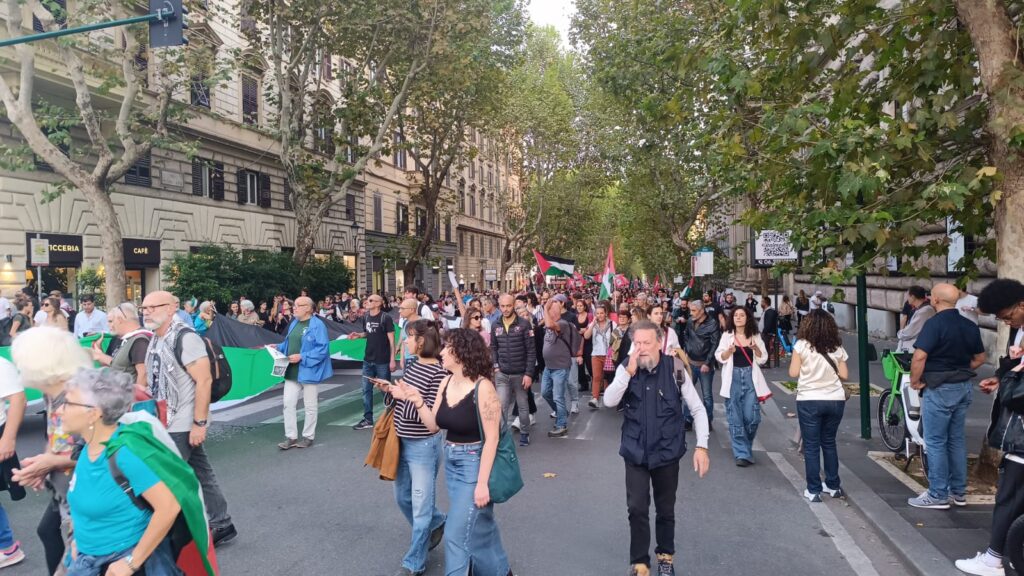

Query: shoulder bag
[
  {"left": 999, "top": 364, "right": 1024, "bottom": 414},
  {"left": 474, "top": 379, "right": 524, "bottom": 503},
  {"left": 820, "top": 350, "right": 851, "bottom": 401}
]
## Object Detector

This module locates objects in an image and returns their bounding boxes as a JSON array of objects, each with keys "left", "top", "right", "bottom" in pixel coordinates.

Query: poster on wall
[
  {"left": 751, "top": 229, "right": 798, "bottom": 268},
  {"left": 29, "top": 238, "right": 49, "bottom": 267}
]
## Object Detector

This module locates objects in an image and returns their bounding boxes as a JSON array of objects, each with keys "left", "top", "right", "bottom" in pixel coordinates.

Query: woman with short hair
[
  {"left": 60, "top": 368, "right": 185, "bottom": 575},
  {"left": 237, "top": 300, "right": 260, "bottom": 326},
  {"left": 375, "top": 320, "right": 448, "bottom": 576},
  {"left": 391, "top": 328, "right": 514, "bottom": 576},
  {"left": 10, "top": 327, "right": 92, "bottom": 574},
  {"left": 789, "top": 309, "right": 849, "bottom": 502}
]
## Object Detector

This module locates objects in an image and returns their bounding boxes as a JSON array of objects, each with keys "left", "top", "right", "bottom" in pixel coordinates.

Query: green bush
[
  {"left": 76, "top": 266, "right": 106, "bottom": 308},
  {"left": 165, "top": 245, "right": 352, "bottom": 311}
]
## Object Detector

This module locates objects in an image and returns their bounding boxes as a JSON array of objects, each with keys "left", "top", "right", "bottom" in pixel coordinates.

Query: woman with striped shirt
[{"left": 379, "top": 319, "right": 448, "bottom": 576}]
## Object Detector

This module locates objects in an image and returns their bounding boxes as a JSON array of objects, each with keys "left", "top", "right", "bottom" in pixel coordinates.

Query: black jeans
[
  {"left": 990, "top": 456, "right": 1024, "bottom": 555},
  {"left": 625, "top": 460, "right": 680, "bottom": 567},
  {"left": 170, "top": 433, "right": 232, "bottom": 530},
  {"left": 38, "top": 498, "right": 64, "bottom": 575}
]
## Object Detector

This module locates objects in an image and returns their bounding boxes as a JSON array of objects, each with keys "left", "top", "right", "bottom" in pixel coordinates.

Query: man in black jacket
[
  {"left": 683, "top": 300, "right": 721, "bottom": 431},
  {"left": 955, "top": 279, "right": 1024, "bottom": 576},
  {"left": 760, "top": 297, "right": 779, "bottom": 367},
  {"left": 491, "top": 294, "right": 537, "bottom": 446}
]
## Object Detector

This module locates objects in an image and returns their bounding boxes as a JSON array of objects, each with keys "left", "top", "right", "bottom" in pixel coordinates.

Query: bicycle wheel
[
  {"left": 877, "top": 390, "right": 908, "bottom": 452},
  {"left": 1006, "top": 514, "right": 1024, "bottom": 575}
]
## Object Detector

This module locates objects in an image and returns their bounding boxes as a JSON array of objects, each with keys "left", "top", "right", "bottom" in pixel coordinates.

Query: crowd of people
[{"left": 0, "top": 276, "right": 1020, "bottom": 576}]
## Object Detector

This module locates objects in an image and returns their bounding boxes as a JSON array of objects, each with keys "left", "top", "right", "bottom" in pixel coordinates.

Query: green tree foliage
[{"left": 165, "top": 246, "right": 351, "bottom": 309}]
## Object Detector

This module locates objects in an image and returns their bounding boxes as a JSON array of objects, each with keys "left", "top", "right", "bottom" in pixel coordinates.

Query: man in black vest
[{"left": 604, "top": 320, "right": 710, "bottom": 576}]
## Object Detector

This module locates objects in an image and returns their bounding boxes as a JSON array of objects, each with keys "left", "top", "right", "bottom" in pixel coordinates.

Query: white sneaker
[
  {"left": 571, "top": 401, "right": 579, "bottom": 414},
  {"left": 588, "top": 398, "right": 599, "bottom": 410},
  {"left": 0, "top": 542, "right": 25, "bottom": 568},
  {"left": 529, "top": 414, "right": 535, "bottom": 426},
  {"left": 550, "top": 411, "right": 556, "bottom": 419},
  {"left": 511, "top": 417, "right": 521, "bottom": 431},
  {"left": 955, "top": 552, "right": 1004, "bottom": 576}
]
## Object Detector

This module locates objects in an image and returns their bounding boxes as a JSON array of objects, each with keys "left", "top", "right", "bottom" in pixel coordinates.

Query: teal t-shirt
[
  {"left": 284, "top": 319, "right": 311, "bottom": 381},
  {"left": 68, "top": 435, "right": 160, "bottom": 556}
]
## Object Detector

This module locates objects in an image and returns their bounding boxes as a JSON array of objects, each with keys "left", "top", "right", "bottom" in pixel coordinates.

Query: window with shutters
[
  {"left": 393, "top": 132, "right": 406, "bottom": 170},
  {"left": 470, "top": 234, "right": 475, "bottom": 257},
  {"left": 468, "top": 162, "right": 475, "bottom": 181},
  {"left": 373, "top": 194, "right": 382, "bottom": 231},
  {"left": 33, "top": 0, "right": 67, "bottom": 32},
  {"left": 124, "top": 152, "right": 152, "bottom": 187},
  {"left": 415, "top": 208, "right": 427, "bottom": 237},
  {"left": 241, "top": 75, "right": 259, "bottom": 125},
  {"left": 345, "top": 193, "right": 356, "bottom": 220},
  {"left": 346, "top": 134, "right": 359, "bottom": 163},
  {"left": 445, "top": 217, "right": 452, "bottom": 242},
  {"left": 321, "top": 54, "right": 333, "bottom": 80},
  {"left": 433, "top": 216, "right": 440, "bottom": 241},
  {"left": 488, "top": 167, "right": 493, "bottom": 188},
  {"left": 191, "top": 74, "right": 211, "bottom": 109},
  {"left": 236, "top": 170, "right": 260, "bottom": 205},
  {"left": 477, "top": 161, "right": 483, "bottom": 184},
  {"left": 192, "top": 158, "right": 211, "bottom": 197},
  {"left": 469, "top": 190, "right": 476, "bottom": 217},
  {"left": 396, "top": 203, "right": 409, "bottom": 235},
  {"left": 458, "top": 185, "right": 465, "bottom": 213},
  {"left": 459, "top": 231, "right": 465, "bottom": 255}
]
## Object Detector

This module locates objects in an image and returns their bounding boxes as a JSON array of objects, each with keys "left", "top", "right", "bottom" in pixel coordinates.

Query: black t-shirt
[
  {"left": 733, "top": 345, "right": 754, "bottom": 368},
  {"left": 362, "top": 312, "right": 395, "bottom": 363},
  {"left": 901, "top": 301, "right": 915, "bottom": 322}
]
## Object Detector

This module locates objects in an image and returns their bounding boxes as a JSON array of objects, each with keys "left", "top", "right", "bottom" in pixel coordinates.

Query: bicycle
[{"left": 878, "top": 350, "right": 929, "bottom": 473}]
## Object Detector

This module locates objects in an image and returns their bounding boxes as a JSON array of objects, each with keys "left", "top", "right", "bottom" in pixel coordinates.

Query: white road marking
[
  {"left": 262, "top": 388, "right": 364, "bottom": 424},
  {"left": 213, "top": 384, "right": 342, "bottom": 421},
  {"left": 767, "top": 451, "right": 881, "bottom": 576}
]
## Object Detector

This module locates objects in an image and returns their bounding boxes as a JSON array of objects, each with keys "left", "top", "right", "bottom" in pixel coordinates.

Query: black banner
[
  {"left": 123, "top": 238, "right": 161, "bottom": 267},
  {"left": 25, "top": 233, "right": 83, "bottom": 267}
]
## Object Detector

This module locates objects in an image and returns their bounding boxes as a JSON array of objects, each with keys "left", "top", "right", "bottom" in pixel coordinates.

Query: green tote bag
[{"left": 474, "top": 380, "right": 524, "bottom": 503}]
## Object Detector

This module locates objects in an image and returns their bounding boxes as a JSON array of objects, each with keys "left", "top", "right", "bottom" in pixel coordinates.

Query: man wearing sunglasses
[{"left": 351, "top": 294, "right": 396, "bottom": 431}]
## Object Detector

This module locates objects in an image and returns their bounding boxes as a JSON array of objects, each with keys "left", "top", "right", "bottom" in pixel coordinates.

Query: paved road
[{"left": 0, "top": 368, "right": 914, "bottom": 576}]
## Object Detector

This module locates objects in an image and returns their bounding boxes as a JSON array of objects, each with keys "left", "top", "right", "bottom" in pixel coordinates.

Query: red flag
[{"left": 653, "top": 275, "right": 661, "bottom": 293}]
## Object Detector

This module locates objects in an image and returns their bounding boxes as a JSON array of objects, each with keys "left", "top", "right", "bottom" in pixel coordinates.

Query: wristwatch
[
  {"left": 124, "top": 554, "right": 138, "bottom": 573},
  {"left": 193, "top": 419, "right": 208, "bottom": 427}
]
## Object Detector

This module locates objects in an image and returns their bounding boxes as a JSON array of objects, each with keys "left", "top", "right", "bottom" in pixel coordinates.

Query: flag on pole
[
  {"left": 653, "top": 275, "right": 661, "bottom": 293},
  {"left": 614, "top": 274, "right": 629, "bottom": 289},
  {"left": 532, "top": 250, "right": 575, "bottom": 277},
  {"left": 599, "top": 243, "right": 615, "bottom": 300},
  {"left": 681, "top": 277, "right": 695, "bottom": 299}
]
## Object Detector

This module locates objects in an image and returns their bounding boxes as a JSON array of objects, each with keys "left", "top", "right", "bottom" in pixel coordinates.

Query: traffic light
[{"left": 149, "top": 0, "right": 188, "bottom": 48}]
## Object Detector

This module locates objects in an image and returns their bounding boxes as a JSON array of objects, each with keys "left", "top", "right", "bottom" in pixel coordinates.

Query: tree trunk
[
  {"left": 81, "top": 183, "right": 126, "bottom": 307},
  {"left": 402, "top": 204, "right": 436, "bottom": 290},
  {"left": 292, "top": 192, "right": 325, "bottom": 268},
  {"left": 952, "top": 0, "right": 1024, "bottom": 480}
]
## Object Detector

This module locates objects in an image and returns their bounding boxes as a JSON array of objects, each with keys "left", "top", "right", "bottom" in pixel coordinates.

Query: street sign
[
  {"left": 484, "top": 269, "right": 497, "bottom": 281},
  {"left": 29, "top": 238, "right": 50, "bottom": 266},
  {"left": 691, "top": 248, "right": 714, "bottom": 276},
  {"left": 751, "top": 229, "right": 798, "bottom": 268}
]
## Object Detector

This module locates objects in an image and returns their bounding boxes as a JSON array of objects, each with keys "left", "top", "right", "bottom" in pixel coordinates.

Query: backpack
[
  {"left": 173, "top": 327, "right": 233, "bottom": 402},
  {"left": 0, "top": 317, "right": 12, "bottom": 346},
  {"left": 826, "top": 301, "right": 836, "bottom": 314}
]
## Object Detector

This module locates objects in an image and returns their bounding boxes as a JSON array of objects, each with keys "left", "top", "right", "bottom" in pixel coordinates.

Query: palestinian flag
[
  {"left": 599, "top": 243, "right": 615, "bottom": 301},
  {"left": 614, "top": 274, "right": 629, "bottom": 289},
  {"left": 681, "top": 277, "right": 695, "bottom": 299},
  {"left": 533, "top": 250, "right": 575, "bottom": 277}
]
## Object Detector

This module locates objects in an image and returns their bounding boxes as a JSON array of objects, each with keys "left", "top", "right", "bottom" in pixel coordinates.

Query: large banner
[{"left": 0, "top": 316, "right": 400, "bottom": 405}]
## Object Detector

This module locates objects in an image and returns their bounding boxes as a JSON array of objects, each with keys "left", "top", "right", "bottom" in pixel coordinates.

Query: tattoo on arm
[{"left": 481, "top": 388, "right": 501, "bottom": 427}]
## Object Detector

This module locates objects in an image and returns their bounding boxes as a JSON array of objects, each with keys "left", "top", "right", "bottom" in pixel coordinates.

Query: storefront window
[
  {"left": 125, "top": 270, "right": 144, "bottom": 305},
  {"left": 343, "top": 253, "right": 357, "bottom": 294},
  {"left": 26, "top": 267, "right": 78, "bottom": 298}
]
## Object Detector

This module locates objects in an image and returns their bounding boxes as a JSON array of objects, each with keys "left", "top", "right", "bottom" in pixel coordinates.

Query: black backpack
[
  {"left": 0, "top": 317, "right": 12, "bottom": 346},
  {"left": 173, "top": 327, "right": 233, "bottom": 402}
]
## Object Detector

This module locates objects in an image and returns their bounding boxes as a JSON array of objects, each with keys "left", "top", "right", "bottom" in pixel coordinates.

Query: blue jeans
[
  {"left": 0, "top": 503, "right": 13, "bottom": 549},
  {"left": 395, "top": 435, "right": 446, "bottom": 573},
  {"left": 541, "top": 368, "right": 569, "bottom": 429},
  {"left": 444, "top": 442, "right": 510, "bottom": 576},
  {"left": 797, "top": 400, "right": 845, "bottom": 494},
  {"left": 684, "top": 364, "right": 716, "bottom": 425},
  {"left": 362, "top": 362, "right": 391, "bottom": 422},
  {"left": 67, "top": 539, "right": 180, "bottom": 576},
  {"left": 726, "top": 366, "right": 761, "bottom": 461},
  {"left": 921, "top": 381, "right": 972, "bottom": 500}
]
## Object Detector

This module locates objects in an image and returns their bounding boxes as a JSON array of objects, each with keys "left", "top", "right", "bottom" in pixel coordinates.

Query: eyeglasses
[
  {"left": 61, "top": 400, "right": 95, "bottom": 410},
  {"left": 997, "top": 304, "right": 1022, "bottom": 322},
  {"left": 140, "top": 303, "right": 172, "bottom": 313},
  {"left": 41, "top": 302, "right": 51, "bottom": 308},
  {"left": 471, "top": 316, "right": 482, "bottom": 320}
]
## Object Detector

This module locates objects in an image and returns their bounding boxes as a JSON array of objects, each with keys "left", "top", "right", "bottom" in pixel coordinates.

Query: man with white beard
[{"left": 603, "top": 320, "right": 710, "bottom": 576}]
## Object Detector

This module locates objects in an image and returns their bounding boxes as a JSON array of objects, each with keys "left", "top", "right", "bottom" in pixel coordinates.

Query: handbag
[
  {"left": 735, "top": 341, "right": 772, "bottom": 402},
  {"left": 999, "top": 365, "right": 1024, "bottom": 414},
  {"left": 820, "top": 351, "right": 850, "bottom": 401},
  {"left": 474, "top": 380, "right": 524, "bottom": 504}
]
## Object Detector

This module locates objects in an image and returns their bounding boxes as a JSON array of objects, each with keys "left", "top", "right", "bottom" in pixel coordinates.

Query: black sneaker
[
  {"left": 429, "top": 522, "right": 445, "bottom": 551},
  {"left": 547, "top": 427, "right": 568, "bottom": 438},
  {"left": 353, "top": 418, "right": 374, "bottom": 431},
  {"left": 212, "top": 523, "right": 238, "bottom": 546},
  {"left": 735, "top": 458, "right": 751, "bottom": 467},
  {"left": 519, "top": 433, "right": 530, "bottom": 446}
]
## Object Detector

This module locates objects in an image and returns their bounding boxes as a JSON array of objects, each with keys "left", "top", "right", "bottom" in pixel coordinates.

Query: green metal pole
[
  {"left": 857, "top": 271, "right": 871, "bottom": 439},
  {"left": 0, "top": 12, "right": 162, "bottom": 48}
]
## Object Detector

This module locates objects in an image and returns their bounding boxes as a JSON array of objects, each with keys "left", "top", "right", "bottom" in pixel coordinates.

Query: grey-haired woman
[{"left": 61, "top": 368, "right": 183, "bottom": 576}]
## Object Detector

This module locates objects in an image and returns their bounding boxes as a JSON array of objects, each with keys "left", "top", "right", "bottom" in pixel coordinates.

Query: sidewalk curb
[
  {"left": 759, "top": 397, "right": 961, "bottom": 576},
  {"left": 839, "top": 462, "right": 962, "bottom": 576}
]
